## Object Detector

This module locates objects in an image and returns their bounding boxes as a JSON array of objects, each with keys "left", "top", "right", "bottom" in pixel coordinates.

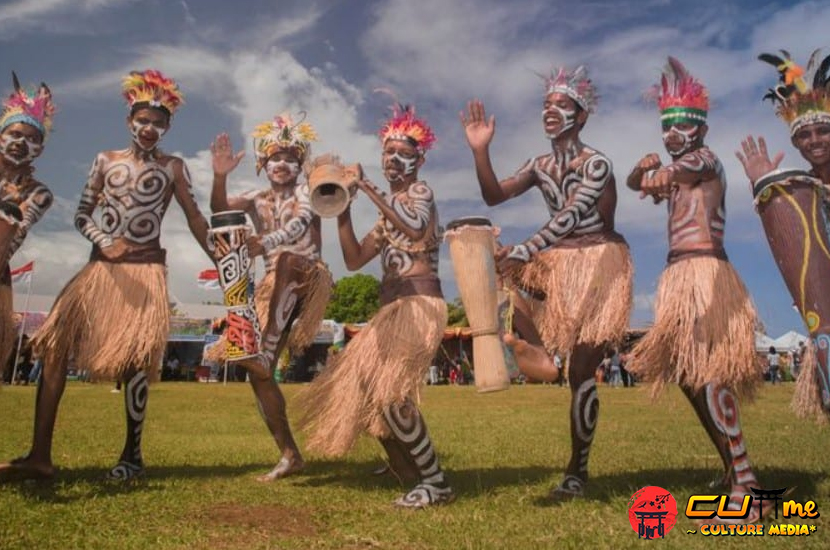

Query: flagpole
[{"left": 11, "top": 268, "right": 33, "bottom": 384}]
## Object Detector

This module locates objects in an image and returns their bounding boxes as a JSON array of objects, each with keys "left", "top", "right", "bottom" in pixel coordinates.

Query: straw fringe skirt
[
  {"left": 792, "top": 340, "right": 829, "bottom": 423},
  {"left": 516, "top": 241, "right": 633, "bottom": 353},
  {"left": 627, "top": 256, "right": 761, "bottom": 399},
  {"left": 32, "top": 261, "right": 168, "bottom": 381},
  {"left": 300, "top": 295, "right": 447, "bottom": 457},
  {"left": 204, "top": 260, "right": 332, "bottom": 363},
  {"left": 0, "top": 284, "right": 14, "bottom": 373}
]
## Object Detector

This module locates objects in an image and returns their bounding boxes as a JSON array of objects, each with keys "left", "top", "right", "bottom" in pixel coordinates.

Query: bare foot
[
  {"left": 543, "top": 475, "right": 585, "bottom": 503},
  {"left": 393, "top": 483, "right": 455, "bottom": 509},
  {"left": 0, "top": 457, "right": 55, "bottom": 482},
  {"left": 106, "top": 460, "right": 144, "bottom": 481},
  {"left": 256, "top": 456, "right": 304, "bottom": 482},
  {"left": 503, "top": 334, "right": 559, "bottom": 382}
]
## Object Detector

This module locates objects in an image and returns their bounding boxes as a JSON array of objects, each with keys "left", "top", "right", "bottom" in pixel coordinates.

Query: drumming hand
[
  {"left": 735, "top": 135, "right": 784, "bottom": 184},
  {"left": 210, "top": 133, "right": 245, "bottom": 176},
  {"left": 246, "top": 235, "right": 265, "bottom": 257},
  {"left": 100, "top": 238, "right": 130, "bottom": 261},
  {"left": 460, "top": 99, "right": 496, "bottom": 151}
]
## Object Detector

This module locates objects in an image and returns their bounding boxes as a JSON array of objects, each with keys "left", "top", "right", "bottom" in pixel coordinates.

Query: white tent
[
  {"left": 755, "top": 332, "right": 776, "bottom": 352},
  {"left": 771, "top": 330, "right": 808, "bottom": 352}
]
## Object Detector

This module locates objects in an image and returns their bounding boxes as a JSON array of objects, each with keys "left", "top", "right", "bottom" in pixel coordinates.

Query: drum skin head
[
  {"left": 446, "top": 216, "right": 492, "bottom": 231},
  {"left": 210, "top": 210, "right": 247, "bottom": 228}
]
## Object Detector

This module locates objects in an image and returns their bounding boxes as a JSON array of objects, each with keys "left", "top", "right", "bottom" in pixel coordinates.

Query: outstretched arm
[
  {"left": 172, "top": 159, "right": 213, "bottom": 259},
  {"left": 460, "top": 99, "right": 535, "bottom": 205},
  {"left": 640, "top": 148, "right": 720, "bottom": 198},
  {"left": 626, "top": 153, "right": 662, "bottom": 192}
]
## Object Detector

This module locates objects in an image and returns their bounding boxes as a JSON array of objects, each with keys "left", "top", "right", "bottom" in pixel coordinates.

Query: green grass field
[{"left": 1, "top": 382, "right": 828, "bottom": 549}]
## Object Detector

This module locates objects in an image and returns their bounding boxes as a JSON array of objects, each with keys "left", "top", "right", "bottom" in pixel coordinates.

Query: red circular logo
[{"left": 628, "top": 486, "right": 678, "bottom": 539}]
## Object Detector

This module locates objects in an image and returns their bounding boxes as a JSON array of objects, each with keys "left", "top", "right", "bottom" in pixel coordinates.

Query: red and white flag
[
  {"left": 10, "top": 261, "right": 33, "bottom": 285},
  {"left": 197, "top": 268, "right": 221, "bottom": 290}
]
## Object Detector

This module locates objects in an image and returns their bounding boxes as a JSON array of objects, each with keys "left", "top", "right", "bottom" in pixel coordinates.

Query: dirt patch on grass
[{"left": 201, "top": 502, "right": 318, "bottom": 537}]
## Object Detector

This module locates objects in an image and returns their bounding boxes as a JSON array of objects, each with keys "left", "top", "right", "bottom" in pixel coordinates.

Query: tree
[
  {"left": 325, "top": 273, "right": 381, "bottom": 323},
  {"left": 447, "top": 297, "right": 468, "bottom": 327}
]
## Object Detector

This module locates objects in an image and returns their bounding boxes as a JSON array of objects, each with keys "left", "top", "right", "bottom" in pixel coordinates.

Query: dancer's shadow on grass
[
  {"left": 298, "top": 453, "right": 557, "bottom": 494},
  {"left": 529, "top": 466, "right": 827, "bottom": 507},
  {"left": 1, "top": 462, "right": 298, "bottom": 503}
]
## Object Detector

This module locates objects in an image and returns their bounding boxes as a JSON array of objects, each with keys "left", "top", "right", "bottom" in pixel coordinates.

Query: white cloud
[{"left": 0, "top": 0, "right": 140, "bottom": 37}]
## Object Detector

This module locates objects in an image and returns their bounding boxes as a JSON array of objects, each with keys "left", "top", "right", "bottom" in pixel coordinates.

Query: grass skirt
[
  {"left": 516, "top": 241, "right": 633, "bottom": 352},
  {"left": 792, "top": 340, "right": 829, "bottom": 423},
  {"left": 627, "top": 256, "right": 761, "bottom": 399},
  {"left": 32, "top": 261, "right": 168, "bottom": 381},
  {"left": 299, "top": 295, "right": 447, "bottom": 456}
]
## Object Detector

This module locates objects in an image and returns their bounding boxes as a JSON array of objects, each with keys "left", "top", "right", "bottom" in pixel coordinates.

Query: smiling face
[
  {"left": 791, "top": 122, "right": 830, "bottom": 169},
  {"left": 661, "top": 121, "right": 707, "bottom": 158},
  {"left": 0, "top": 122, "right": 44, "bottom": 166},
  {"left": 127, "top": 107, "right": 170, "bottom": 151},
  {"left": 265, "top": 149, "right": 301, "bottom": 186},
  {"left": 542, "top": 92, "right": 585, "bottom": 139},
  {"left": 382, "top": 138, "right": 423, "bottom": 183}
]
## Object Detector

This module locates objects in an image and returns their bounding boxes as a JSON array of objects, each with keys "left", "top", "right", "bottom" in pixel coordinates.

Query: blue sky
[{"left": 1, "top": 0, "right": 827, "bottom": 337}]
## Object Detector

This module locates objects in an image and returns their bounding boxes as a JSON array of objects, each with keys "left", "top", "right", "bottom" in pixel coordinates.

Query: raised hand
[
  {"left": 735, "top": 135, "right": 784, "bottom": 184},
  {"left": 210, "top": 133, "right": 245, "bottom": 176},
  {"left": 460, "top": 99, "right": 496, "bottom": 151}
]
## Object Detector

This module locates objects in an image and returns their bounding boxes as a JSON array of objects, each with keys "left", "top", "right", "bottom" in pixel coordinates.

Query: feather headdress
[
  {"left": 122, "top": 69, "right": 184, "bottom": 117},
  {"left": 251, "top": 112, "right": 318, "bottom": 174},
  {"left": 647, "top": 57, "right": 709, "bottom": 127},
  {"left": 377, "top": 90, "right": 436, "bottom": 153},
  {"left": 544, "top": 65, "right": 598, "bottom": 114},
  {"left": 759, "top": 49, "right": 830, "bottom": 135},
  {"left": 0, "top": 72, "right": 55, "bottom": 137}
]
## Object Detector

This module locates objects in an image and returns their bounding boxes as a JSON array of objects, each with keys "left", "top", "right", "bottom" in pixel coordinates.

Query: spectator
[{"left": 767, "top": 346, "right": 780, "bottom": 384}]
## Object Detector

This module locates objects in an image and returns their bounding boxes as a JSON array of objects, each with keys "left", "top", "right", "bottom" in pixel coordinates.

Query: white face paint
[
  {"left": 389, "top": 152, "right": 417, "bottom": 175},
  {"left": 0, "top": 133, "right": 42, "bottom": 165},
  {"left": 662, "top": 124, "right": 700, "bottom": 157},
  {"left": 131, "top": 120, "right": 166, "bottom": 151},
  {"left": 543, "top": 104, "right": 577, "bottom": 139},
  {"left": 266, "top": 158, "right": 300, "bottom": 180}
]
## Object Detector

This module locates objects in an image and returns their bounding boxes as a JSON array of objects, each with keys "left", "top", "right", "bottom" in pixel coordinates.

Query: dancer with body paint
[
  {"left": 300, "top": 99, "right": 453, "bottom": 508},
  {"left": 736, "top": 49, "right": 830, "bottom": 421},
  {"left": 0, "top": 70, "right": 214, "bottom": 482},
  {"left": 207, "top": 113, "right": 332, "bottom": 481},
  {"left": 460, "top": 66, "right": 633, "bottom": 500},
  {"left": 626, "top": 57, "right": 771, "bottom": 523},
  {"left": 0, "top": 73, "right": 54, "bottom": 378}
]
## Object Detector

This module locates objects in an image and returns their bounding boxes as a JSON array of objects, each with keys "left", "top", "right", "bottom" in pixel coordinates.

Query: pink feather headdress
[{"left": 0, "top": 72, "right": 55, "bottom": 137}]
